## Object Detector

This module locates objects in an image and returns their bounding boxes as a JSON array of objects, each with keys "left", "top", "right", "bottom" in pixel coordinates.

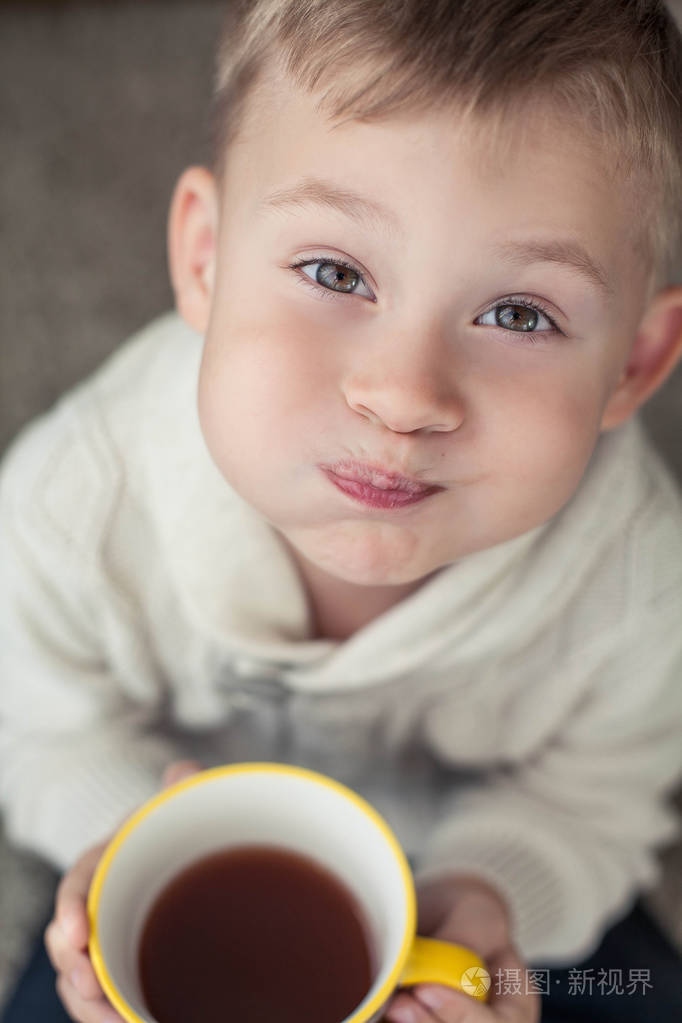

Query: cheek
[
  {"left": 484, "top": 360, "right": 608, "bottom": 510},
  {"left": 197, "top": 316, "right": 331, "bottom": 474}
]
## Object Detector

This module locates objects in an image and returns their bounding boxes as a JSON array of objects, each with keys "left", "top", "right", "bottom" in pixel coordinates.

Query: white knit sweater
[{"left": 1, "top": 313, "right": 681, "bottom": 966}]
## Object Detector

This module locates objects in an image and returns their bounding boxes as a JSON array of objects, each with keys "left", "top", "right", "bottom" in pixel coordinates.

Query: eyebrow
[
  {"left": 493, "top": 238, "right": 613, "bottom": 298},
  {"left": 257, "top": 176, "right": 405, "bottom": 239},
  {"left": 258, "top": 176, "right": 612, "bottom": 297}
]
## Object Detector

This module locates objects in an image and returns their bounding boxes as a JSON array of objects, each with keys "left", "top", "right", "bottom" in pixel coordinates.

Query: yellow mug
[{"left": 88, "top": 763, "right": 489, "bottom": 1023}]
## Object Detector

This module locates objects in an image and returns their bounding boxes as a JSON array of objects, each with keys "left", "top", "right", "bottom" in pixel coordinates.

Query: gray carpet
[{"left": 1, "top": 0, "right": 682, "bottom": 1010}]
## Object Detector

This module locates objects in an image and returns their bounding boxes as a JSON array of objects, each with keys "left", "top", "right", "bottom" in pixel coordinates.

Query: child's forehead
[
  {"left": 223, "top": 68, "right": 654, "bottom": 292},
  {"left": 240, "top": 67, "right": 617, "bottom": 177},
  {"left": 234, "top": 72, "right": 632, "bottom": 207}
]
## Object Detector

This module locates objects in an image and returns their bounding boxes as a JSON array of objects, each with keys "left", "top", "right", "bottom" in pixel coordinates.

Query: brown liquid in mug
[{"left": 138, "top": 844, "right": 375, "bottom": 1023}]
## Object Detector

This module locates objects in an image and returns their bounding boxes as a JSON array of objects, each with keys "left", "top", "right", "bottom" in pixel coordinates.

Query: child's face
[{"left": 194, "top": 77, "right": 652, "bottom": 589}]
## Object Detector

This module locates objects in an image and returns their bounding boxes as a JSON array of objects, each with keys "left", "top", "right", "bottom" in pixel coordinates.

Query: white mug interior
[{"left": 90, "top": 763, "right": 413, "bottom": 1023}]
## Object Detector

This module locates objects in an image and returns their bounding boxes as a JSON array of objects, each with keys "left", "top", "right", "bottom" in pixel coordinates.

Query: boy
[{"left": 1, "top": 1, "right": 682, "bottom": 1021}]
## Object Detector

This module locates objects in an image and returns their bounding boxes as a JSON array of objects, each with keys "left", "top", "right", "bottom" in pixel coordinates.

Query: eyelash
[
  {"left": 288, "top": 256, "right": 374, "bottom": 304},
  {"left": 482, "top": 295, "right": 561, "bottom": 343},
  {"left": 288, "top": 256, "right": 562, "bottom": 341}
]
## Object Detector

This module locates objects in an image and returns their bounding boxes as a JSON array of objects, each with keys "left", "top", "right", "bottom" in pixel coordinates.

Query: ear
[
  {"left": 600, "top": 285, "right": 682, "bottom": 431},
  {"left": 167, "top": 166, "right": 219, "bottom": 335}
]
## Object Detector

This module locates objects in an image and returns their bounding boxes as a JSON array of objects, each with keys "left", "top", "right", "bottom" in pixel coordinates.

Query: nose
[{"left": 342, "top": 337, "right": 465, "bottom": 435}]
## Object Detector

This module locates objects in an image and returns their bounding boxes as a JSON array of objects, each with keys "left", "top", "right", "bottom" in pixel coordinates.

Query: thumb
[
  {"left": 55, "top": 841, "right": 111, "bottom": 949},
  {"left": 162, "top": 759, "right": 203, "bottom": 789},
  {"left": 427, "top": 881, "right": 512, "bottom": 964}
]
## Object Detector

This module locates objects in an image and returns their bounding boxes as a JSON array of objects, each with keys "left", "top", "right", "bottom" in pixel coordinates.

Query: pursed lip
[{"left": 320, "top": 460, "right": 442, "bottom": 495}]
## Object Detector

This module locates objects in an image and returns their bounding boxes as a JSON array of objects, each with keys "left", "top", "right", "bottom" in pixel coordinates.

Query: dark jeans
[{"left": 2, "top": 887, "right": 680, "bottom": 1022}]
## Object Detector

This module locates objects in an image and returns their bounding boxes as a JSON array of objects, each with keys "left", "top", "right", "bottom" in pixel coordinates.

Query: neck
[{"left": 286, "top": 547, "right": 428, "bottom": 641}]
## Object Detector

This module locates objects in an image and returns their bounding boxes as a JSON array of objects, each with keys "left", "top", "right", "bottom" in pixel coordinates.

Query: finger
[
  {"left": 54, "top": 844, "right": 107, "bottom": 949},
  {"left": 162, "top": 759, "right": 203, "bottom": 788},
  {"left": 430, "top": 895, "right": 511, "bottom": 964},
  {"left": 385, "top": 989, "right": 446, "bottom": 1023},
  {"left": 413, "top": 984, "right": 492, "bottom": 1021},
  {"left": 44, "top": 919, "right": 69, "bottom": 973},
  {"left": 486, "top": 946, "right": 541, "bottom": 1022},
  {"left": 415, "top": 875, "right": 512, "bottom": 968},
  {"left": 44, "top": 922, "right": 104, "bottom": 1000},
  {"left": 55, "top": 972, "right": 125, "bottom": 1023},
  {"left": 68, "top": 955, "right": 107, "bottom": 1003},
  {"left": 439, "top": 913, "right": 510, "bottom": 967},
  {"left": 386, "top": 986, "right": 492, "bottom": 1023}
]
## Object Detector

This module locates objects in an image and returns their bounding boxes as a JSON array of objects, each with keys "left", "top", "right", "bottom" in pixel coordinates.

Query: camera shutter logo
[{"left": 461, "top": 966, "right": 491, "bottom": 998}]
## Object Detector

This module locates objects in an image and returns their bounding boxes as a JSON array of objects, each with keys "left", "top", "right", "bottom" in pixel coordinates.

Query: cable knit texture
[{"left": 1, "top": 313, "right": 681, "bottom": 966}]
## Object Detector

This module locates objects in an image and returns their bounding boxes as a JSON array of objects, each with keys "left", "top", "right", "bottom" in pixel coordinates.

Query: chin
[
  {"left": 315, "top": 547, "right": 436, "bottom": 588},
  {"left": 336, "top": 566, "right": 416, "bottom": 587},
  {"left": 284, "top": 521, "right": 447, "bottom": 589}
]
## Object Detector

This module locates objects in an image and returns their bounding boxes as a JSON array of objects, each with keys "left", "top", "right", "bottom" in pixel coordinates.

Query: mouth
[{"left": 320, "top": 460, "right": 443, "bottom": 510}]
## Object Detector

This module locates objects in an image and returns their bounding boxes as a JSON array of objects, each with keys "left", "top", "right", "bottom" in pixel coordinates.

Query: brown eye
[
  {"left": 495, "top": 304, "right": 538, "bottom": 331},
  {"left": 316, "top": 262, "right": 360, "bottom": 293}
]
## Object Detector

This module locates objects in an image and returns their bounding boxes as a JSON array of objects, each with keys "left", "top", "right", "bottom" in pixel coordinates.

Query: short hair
[{"left": 211, "top": 0, "right": 682, "bottom": 282}]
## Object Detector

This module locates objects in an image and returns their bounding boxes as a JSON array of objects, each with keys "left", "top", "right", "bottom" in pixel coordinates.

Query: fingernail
[
  {"left": 386, "top": 1007, "right": 417, "bottom": 1023},
  {"left": 416, "top": 985, "right": 452, "bottom": 1010}
]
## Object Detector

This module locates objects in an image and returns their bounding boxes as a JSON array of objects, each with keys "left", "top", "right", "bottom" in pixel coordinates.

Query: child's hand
[
  {"left": 44, "top": 759, "right": 202, "bottom": 1023},
  {"left": 384, "top": 874, "right": 540, "bottom": 1023}
]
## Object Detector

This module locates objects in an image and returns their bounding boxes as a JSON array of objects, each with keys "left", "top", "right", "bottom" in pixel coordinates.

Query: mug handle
[{"left": 398, "top": 936, "right": 490, "bottom": 1002}]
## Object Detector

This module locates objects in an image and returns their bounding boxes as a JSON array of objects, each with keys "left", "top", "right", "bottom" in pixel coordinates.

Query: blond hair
[{"left": 212, "top": 0, "right": 682, "bottom": 280}]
